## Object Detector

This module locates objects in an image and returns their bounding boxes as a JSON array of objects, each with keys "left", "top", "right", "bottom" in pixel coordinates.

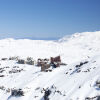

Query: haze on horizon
[{"left": 0, "top": 0, "right": 100, "bottom": 40}]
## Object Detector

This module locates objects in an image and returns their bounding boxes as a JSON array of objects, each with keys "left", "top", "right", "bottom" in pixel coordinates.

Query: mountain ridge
[{"left": 0, "top": 31, "right": 100, "bottom": 100}]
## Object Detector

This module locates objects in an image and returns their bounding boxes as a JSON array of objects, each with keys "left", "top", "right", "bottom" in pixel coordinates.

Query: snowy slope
[{"left": 0, "top": 31, "right": 100, "bottom": 100}]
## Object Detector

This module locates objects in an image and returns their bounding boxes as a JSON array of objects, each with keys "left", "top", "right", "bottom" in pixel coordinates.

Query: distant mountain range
[{"left": 0, "top": 36, "right": 60, "bottom": 40}]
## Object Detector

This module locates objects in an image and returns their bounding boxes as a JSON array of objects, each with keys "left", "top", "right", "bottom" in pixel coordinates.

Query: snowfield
[{"left": 0, "top": 31, "right": 100, "bottom": 100}]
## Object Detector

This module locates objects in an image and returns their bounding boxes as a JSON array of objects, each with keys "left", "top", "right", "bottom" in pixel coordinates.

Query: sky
[{"left": 0, "top": 0, "right": 100, "bottom": 40}]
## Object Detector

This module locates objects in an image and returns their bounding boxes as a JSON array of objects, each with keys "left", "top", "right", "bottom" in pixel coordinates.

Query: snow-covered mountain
[{"left": 0, "top": 31, "right": 100, "bottom": 100}]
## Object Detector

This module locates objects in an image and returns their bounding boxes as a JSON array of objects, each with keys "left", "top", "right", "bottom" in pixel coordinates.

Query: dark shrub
[
  {"left": 0, "top": 75, "right": 5, "bottom": 77},
  {"left": 11, "top": 89, "right": 24, "bottom": 96},
  {"left": 9, "top": 69, "right": 23, "bottom": 74},
  {"left": 75, "top": 61, "right": 88, "bottom": 68},
  {"left": 17, "top": 59, "right": 25, "bottom": 64},
  {"left": 1, "top": 58, "right": 8, "bottom": 60},
  {"left": 26, "top": 60, "right": 34, "bottom": 65},
  {"left": 60, "top": 63, "right": 67, "bottom": 66},
  {"left": 96, "top": 80, "right": 100, "bottom": 88},
  {"left": 9, "top": 56, "right": 19, "bottom": 60},
  {"left": 97, "top": 96, "right": 100, "bottom": 100},
  {"left": 44, "top": 89, "right": 51, "bottom": 100}
]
